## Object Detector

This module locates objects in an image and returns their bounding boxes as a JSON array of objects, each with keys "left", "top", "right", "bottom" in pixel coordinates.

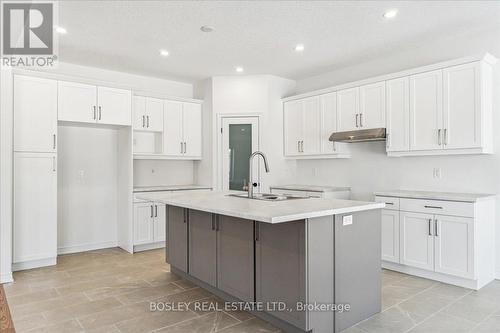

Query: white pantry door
[
  {"left": 163, "top": 100, "right": 184, "bottom": 156},
  {"left": 221, "top": 117, "right": 259, "bottom": 192}
]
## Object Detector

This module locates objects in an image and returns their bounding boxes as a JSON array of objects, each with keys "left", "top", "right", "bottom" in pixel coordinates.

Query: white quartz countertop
[
  {"left": 136, "top": 191, "right": 384, "bottom": 223},
  {"left": 374, "top": 190, "right": 496, "bottom": 203},
  {"left": 133, "top": 185, "right": 212, "bottom": 193},
  {"left": 270, "top": 184, "right": 351, "bottom": 193}
]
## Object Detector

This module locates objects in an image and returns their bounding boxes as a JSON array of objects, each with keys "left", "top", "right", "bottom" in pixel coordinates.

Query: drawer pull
[
  {"left": 385, "top": 202, "right": 394, "bottom": 205},
  {"left": 435, "top": 219, "right": 439, "bottom": 236},
  {"left": 424, "top": 205, "right": 443, "bottom": 209},
  {"left": 428, "top": 219, "right": 432, "bottom": 236}
]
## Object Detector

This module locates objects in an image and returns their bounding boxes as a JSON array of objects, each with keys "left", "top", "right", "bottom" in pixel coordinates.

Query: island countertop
[{"left": 136, "top": 191, "right": 384, "bottom": 223}]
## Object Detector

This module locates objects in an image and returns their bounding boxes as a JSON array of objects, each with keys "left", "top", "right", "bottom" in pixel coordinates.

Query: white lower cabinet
[
  {"left": 400, "top": 212, "right": 434, "bottom": 270},
  {"left": 381, "top": 209, "right": 400, "bottom": 264},
  {"left": 375, "top": 194, "right": 495, "bottom": 290},
  {"left": 13, "top": 152, "right": 57, "bottom": 270},
  {"left": 133, "top": 201, "right": 166, "bottom": 250}
]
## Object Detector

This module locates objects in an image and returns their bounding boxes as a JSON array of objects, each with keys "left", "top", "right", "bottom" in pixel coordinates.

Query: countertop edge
[{"left": 373, "top": 191, "right": 496, "bottom": 203}]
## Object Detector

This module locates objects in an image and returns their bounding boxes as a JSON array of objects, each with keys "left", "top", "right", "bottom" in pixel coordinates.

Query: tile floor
[{"left": 2, "top": 248, "right": 500, "bottom": 333}]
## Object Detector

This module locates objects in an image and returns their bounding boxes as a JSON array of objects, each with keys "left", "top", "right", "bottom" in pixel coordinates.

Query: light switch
[{"left": 343, "top": 215, "right": 353, "bottom": 226}]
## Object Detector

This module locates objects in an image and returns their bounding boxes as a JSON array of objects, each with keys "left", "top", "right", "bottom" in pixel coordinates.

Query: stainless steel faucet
[{"left": 248, "top": 151, "right": 270, "bottom": 198}]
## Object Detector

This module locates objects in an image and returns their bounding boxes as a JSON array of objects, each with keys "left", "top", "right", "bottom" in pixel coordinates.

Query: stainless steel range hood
[{"left": 329, "top": 128, "right": 386, "bottom": 143}]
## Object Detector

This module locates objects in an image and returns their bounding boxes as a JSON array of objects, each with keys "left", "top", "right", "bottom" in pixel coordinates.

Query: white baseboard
[
  {"left": 0, "top": 272, "right": 13, "bottom": 284},
  {"left": 58, "top": 241, "right": 118, "bottom": 255},
  {"left": 12, "top": 257, "right": 56, "bottom": 272},
  {"left": 133, "top": 241, "right": 165, "bottom": 253}
]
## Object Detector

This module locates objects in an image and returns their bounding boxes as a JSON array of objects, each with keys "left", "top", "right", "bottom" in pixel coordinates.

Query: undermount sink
[{"left": 228, "top": 193, "right": 310, "bottom": 201}]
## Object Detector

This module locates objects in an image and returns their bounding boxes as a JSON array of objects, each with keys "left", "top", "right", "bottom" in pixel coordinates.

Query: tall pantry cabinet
[{"left": 13, "top": 75, "right": 58, "bottom": 270}]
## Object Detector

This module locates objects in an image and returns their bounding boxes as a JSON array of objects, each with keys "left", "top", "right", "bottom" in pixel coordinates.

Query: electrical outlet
[
  {"left": 343, "top": 215, "right": 353, "bottom": 226},
  {"left": 433, "top": 168, "right": 442, "bottom": 179}
]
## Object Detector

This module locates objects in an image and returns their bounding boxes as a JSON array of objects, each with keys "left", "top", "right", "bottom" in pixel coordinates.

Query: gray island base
[{"left": 137, "top": 191, "right": 383, "bottom": 333}]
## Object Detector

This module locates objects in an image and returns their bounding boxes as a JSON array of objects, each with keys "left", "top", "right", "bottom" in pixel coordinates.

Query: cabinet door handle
[
  {"left": 435, "top": 219, "right": 439, "bottom": 236},
  {"left": 359, "top": 113, "right": 363, "bottom": 127},
  {"left": 355, "top": 114, "right": 359, "bottom": 127},
  {"left": 155, "top": 205, "right": 158, "bottom": 217},
  {"left": 98, "top": 106, "right": 102, "bottom": 120},
  {"left": 438, "top": 129, "right": 442, "bottom": 145},
  {"left": 142, "top": 115, "right": 145, "bottom": 127},
  {"left": 52, "top": 156, "right": 56, "bottom": 172},
  {"left": 93, "top": 106, "right": 97, "bottom": 120},
  {"left": 184, "top": 142, "right": 187, "bottom": 154},
  {"left": 428, "top": 219, "right": 432, "bottom": 236},
  {"left": 215, "top": 216, "right": 220, "bottom": 231},
  {"left": 183, "top": 209, "right": 187, "bottom": 223},
  {"left": 444, "top": 129, "right": 448, "bottom": 145},
  {"left": 211, "top": 215, "right": 215, "bottom": 230},
  {"left": 53, "top": 134, "right": 56, "bottom": 150},
  {"left": 150, "top": 205, "right": 154, "bottom": 218},
  {"left": 254, "top": 222, "right": 260, "bottom": 241},
  {"left": 180, "top": 142, "right": 183, "bottom": 154},
  {"left": 300, "top": 141, "right": 304, "bottom": 152},
  {"left": 424, "top": 205, "right": 443, "bottom": 209},
  {"left": 147, "top": 115, "right": 150, "bottom": 128},
  {"left": 385, "top": 202, "right": 394, "bottom": 205}
]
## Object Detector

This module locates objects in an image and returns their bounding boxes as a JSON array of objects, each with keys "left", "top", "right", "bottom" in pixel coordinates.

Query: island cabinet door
[
  {"left": 188, "top": 210, "right": 217, "bottom": 287},
  {"left": 216, "top": 216, "right": 255, "bottom": 302},
  {"left": 255, "top": 221, "right": 307, "bottom": 330},
  {"left": 167, "top": 206, "right": 188, "bottom": 273}
]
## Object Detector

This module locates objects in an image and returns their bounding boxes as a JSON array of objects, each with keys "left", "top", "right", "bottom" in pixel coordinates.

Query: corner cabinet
[
  {"left": 375, "top": 194, "right": 495, "bottom": 290},
  {"left": 283, "top": 94, "right": 350, "bottom": 159}
]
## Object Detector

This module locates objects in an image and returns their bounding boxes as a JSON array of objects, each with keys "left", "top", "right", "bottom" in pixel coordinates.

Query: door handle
[
  {"left": 359, "top": 113, "right": 363, "bottom": 127},
  {"left": 424, "top": 205, "right": 443, "bottom": 209},
  {"left": 142, "top": 115, "right": 145, "bottom": 128},
  {"left": 52, "top": 156, "right": 56, "bottom": 172},
  {"left": 428, "top": 219, "right": 432, "bottom": 236},
  {"left": 183, "top": 209, "right": 187, "bottom": 223},
  {"left": 300, "top": 141, "right": 304, "bottom": 152},
  {"left": 147, "top": 115, "right": 150, "bottom": 128},
  {"left": 435, "top": 219, "right": 439, "bottom": 236},
  {"left": 444, "top": 129, "right": 448, "bottom": 145},
  {"left": 355, "top": 114, "right": 359, "bottom": 127},
  {"left": 438, "top": 129, "right": 442, "bottom": 145},
  {"left": 98, "top": 106, "right": 102, "bottom": 120},
  {"left": 184, "top": 142, "right": 187, "bottom": 154},
  {"left": 180, "top": 142, "right": 183, "bottom": 154},
  {"left": 155, "top": 205, "right": 158, "bottom": 217},
  {"left": 53, "top": 134, "right": 56, "bottom": 150},
  {"left": 150, "top": 205, "right": 154, "bottom": 218},
  {"left": 211, "top": 215, "right": 216, "bottom": 230},
  {"left": 254, "top": 222, "right": 260, "bottom": 241},
  {"left": 215, "top": 216, "right": 220, "bottom": 231},
  {"left": 93, "top": 106, "right": 97, "bottom": 120}
]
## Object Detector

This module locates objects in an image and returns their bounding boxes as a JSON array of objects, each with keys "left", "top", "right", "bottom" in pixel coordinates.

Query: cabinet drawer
[
  {"left": 400, "top": 198, "right": 474, "bottom": 217},
  {"left": 375, "top": 196, "right": 400, "bottom": 210}
]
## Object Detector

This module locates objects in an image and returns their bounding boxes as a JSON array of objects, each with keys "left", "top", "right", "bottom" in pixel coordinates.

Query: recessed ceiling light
[
  {"left": 159, "top": 49, "right": 169, "bottom": 57},
  {"left": 200, "top": 25, "right": 215, "bottom": 33},
  {"left": 383, "top": 9, "right": 398, "bottom": 19},
  {"left": 235, "top": 66, "right": 244, "bottom": 73},
  {"left": 54, "top": 26, "right": 67, "bottom": 34},
  {"left": 294, "top": 44, "right": 305, "bottom": 52}
]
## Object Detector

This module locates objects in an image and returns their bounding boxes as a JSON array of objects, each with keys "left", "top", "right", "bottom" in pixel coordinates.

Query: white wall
[
  {"left": 194, "top": 75, "right": 296, "bottom": 190},
  {"left": 58, "top": 126, "right": 119, "bottom": 253},
  {"left": 133, "top": 160, "right": 194, "bottom": 186},
  {"left": 292, "top": 26, "right": 500, "bottom": 278}
]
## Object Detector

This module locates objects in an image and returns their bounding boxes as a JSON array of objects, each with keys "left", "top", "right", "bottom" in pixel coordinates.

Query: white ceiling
[{"left": 58, "top": 1, "right": 499, "bottom": 83}]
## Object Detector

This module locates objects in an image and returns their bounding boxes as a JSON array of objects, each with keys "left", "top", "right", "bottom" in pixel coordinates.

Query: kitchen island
[{"left": 136, "top": 191, "right": 385, "bottom": 333}]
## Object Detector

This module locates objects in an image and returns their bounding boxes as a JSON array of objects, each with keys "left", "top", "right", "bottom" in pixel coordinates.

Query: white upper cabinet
[
  {"left": 443, "top": 62, "right": 481, "bottom": 150},
  {"left": 284, "top": 100, "right": 303, "bottom": 156},
  {"left": 162, "top": 100, "right": 202, "bottom": 159},
  {"left": 14, "top": 75, "right": 57, "bottom": 153},
  {"left": 182, "top": 102, "right": 202, "bottom": 158},
  {"left": 58, "top": 81, "right": 97, "bottom": 124},
  {"left": 409, "top": 69, "right": 443, "bottom": 151},
  {"left": 336, "top": 87, "right": 359, "bottom": 132},
  {"left": 301, "top": 96, "right": 321, "bottom": 155},
  {"left": 386, "top": 77, "right": 409, "bottom": 152},
  {"left": 97, "top": 86, "right": 132, "bottom": 126},
  {"left": 320, "top": 92, "right": 337, "bottom": 154},
  {"left": 133, "top": 96, "right": 164, "bottom": 131},
  {"left": 146, "top": 98, "right": 164, "bottom": 132},
  {"left": 58, "top": 82, "right": 131, "bottom": 126},
  {"left": 163, "top": 100, "right": 184, "bottom": 156},
  {"left": 359, "top": 81, "right": 386, "bottom": 129}
]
